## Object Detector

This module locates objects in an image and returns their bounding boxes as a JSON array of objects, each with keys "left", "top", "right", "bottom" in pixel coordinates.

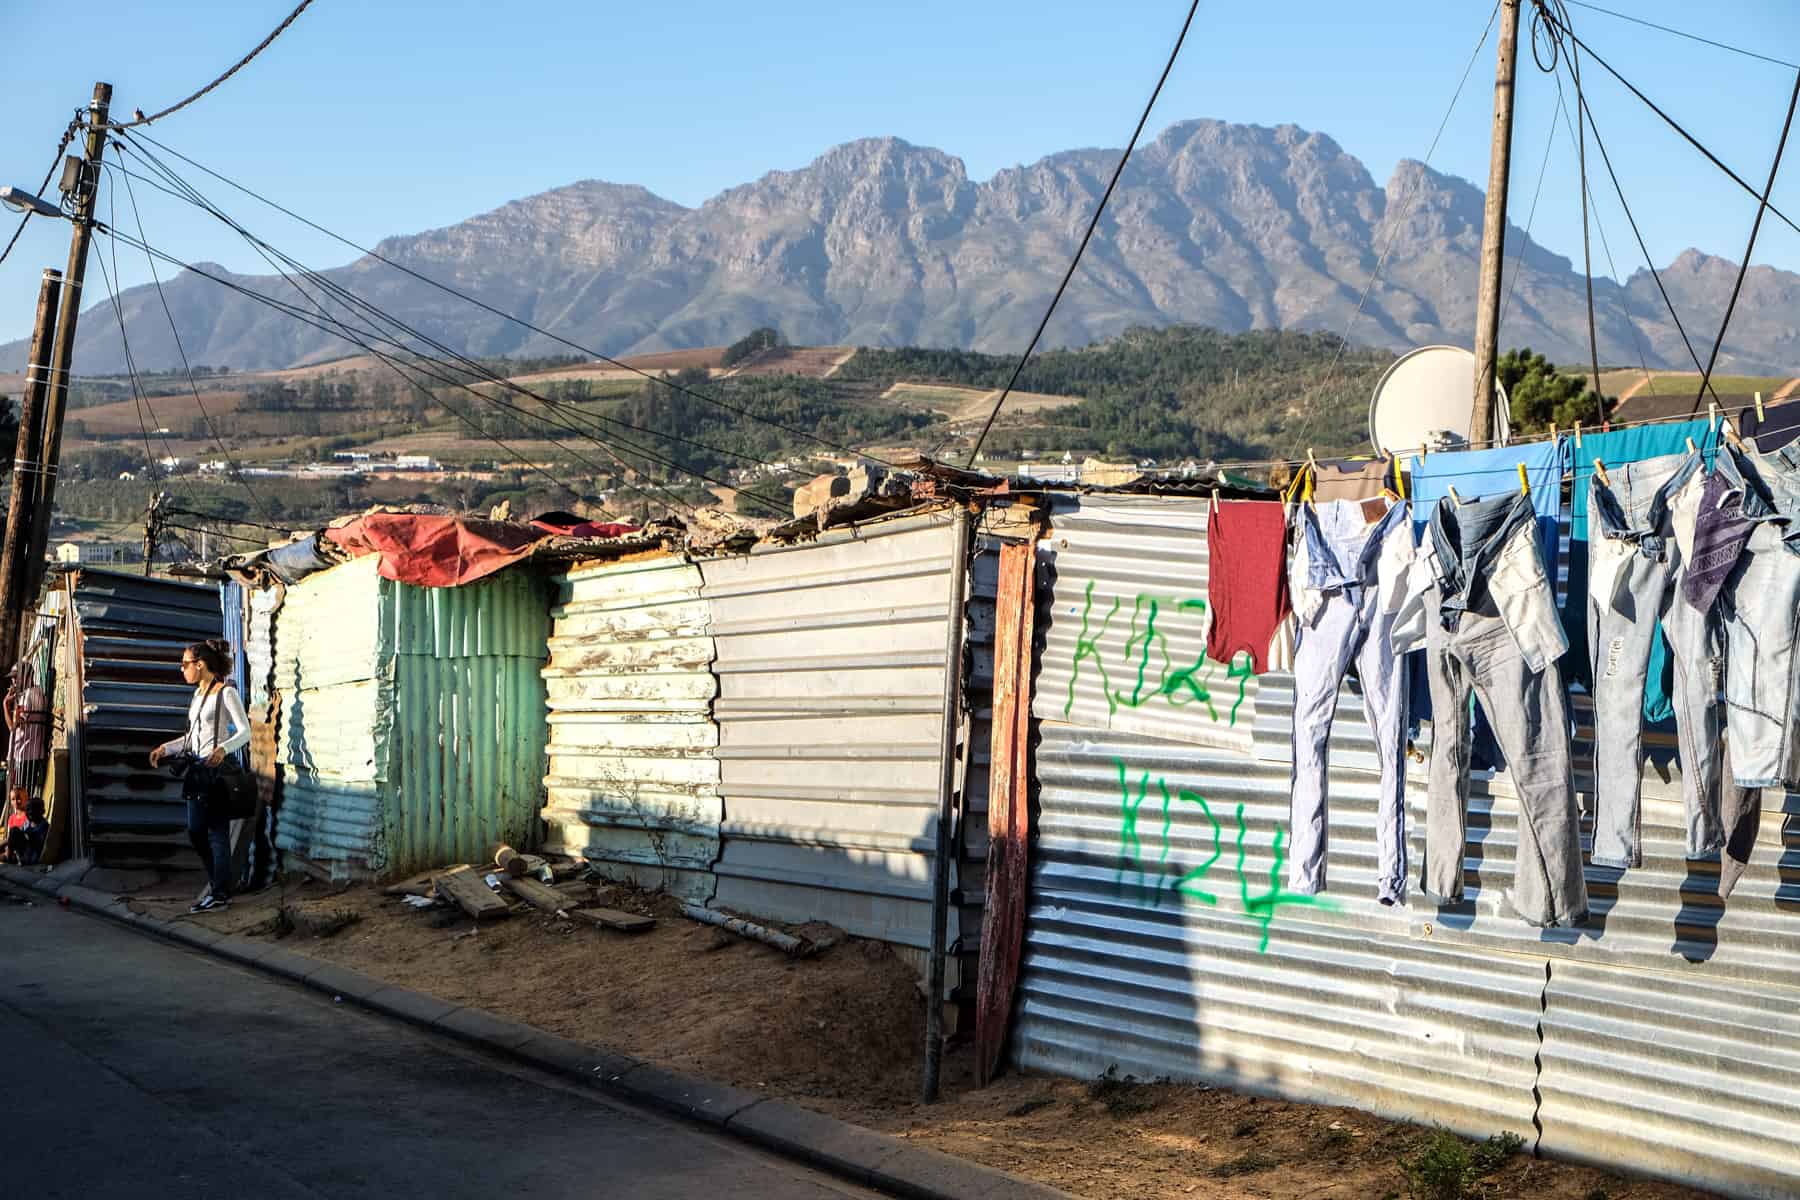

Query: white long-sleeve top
[{"left": 157, "top": 683, "right": 251, "bottom": 760}]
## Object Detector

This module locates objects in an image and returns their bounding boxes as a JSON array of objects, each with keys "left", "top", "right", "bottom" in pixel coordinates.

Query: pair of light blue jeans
[
  {"left": 1585, "top": 449, "right": 1723, "bottom": 868},
  {"left": 1713, "top": 442, "right": 1800, "bottom": 788},
  {"left": 1422, "top": 492, "right": 1588, "bottom": 928},
  {"left": 1286, "top": 500, "right": 1411, "bottom": 904}
]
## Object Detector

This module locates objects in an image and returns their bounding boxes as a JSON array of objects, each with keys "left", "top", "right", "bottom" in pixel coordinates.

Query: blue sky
[{"left": 2, "top": 0, "right": 1796, "bottom": 347}]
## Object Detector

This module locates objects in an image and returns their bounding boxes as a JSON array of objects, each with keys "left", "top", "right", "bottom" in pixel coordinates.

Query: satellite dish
[{"left": 1368, "top": 345, "right": 1510, "bottom": 458}]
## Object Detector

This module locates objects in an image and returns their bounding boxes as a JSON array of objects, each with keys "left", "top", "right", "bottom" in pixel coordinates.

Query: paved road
[{"left": 0, "top": 891, "right": 879, "bottom": 1200}]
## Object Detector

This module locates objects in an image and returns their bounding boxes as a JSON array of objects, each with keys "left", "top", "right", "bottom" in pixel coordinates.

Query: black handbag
[{"left": 207, "top": 683, "right": 258, "bottom": 820}]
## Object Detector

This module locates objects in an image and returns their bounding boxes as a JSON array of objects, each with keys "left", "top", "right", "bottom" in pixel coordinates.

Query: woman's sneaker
[{"left": 189, "top": 892, "right": 230, "bottom": 914}]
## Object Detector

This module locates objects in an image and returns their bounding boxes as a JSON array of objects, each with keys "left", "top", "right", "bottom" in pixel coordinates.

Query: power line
[
  {"left": 1534, "top": 6, "right": 1800, "bottom": 238},
  {"left": 1686, "top": 69, "right": 1800, "bottom": 413},
  {"left": 91, "top": 240, "right": 181, "bottom": 494},
  {"left": 1498, "top": 89, "right": 1564, "bottom": 328},
  {"left": 111, "top": 165, "right": 279, "bottom": 525},
  {"left": 121, "top": 128, "right": 897, "bottom": 468},
  {"left": 1292, "top": 0, "right": 1502, "bottom": 452},
  {"left": 90, "top": 221, "right": 780, "bottom": 521},
  {"left": 964, "top": 0, "right": 1203, "bottom": 465},
  {"left": 0, "top": 122, "right": 79, "bottom": 269},
  {"left": 1557, "top": 54, "right": 1721, "bottom": 404},
  {"left": 1558, "top": 0, "right": 1797, "bottom": 71},
  {"left": 1549, "top": 68, "right": 1655, "bottom": 404},
  {"left": 111, "top": 0, "right": 316, "bottom": 129},
  {"left": 109, "top": 142, "right": 812, "bottom": 514},
  {"left": 100, "top": 150, "right": 712, "bottom": 519}
]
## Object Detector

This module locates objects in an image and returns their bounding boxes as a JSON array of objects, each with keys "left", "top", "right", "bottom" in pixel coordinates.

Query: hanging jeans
[
  {"left": 1287, "top": 500, "right": 1412, "bottom": 904},
  {"left": 1585, "top": 450, "right": 1723, "bottom": 868},
  {"left": 1715, "top": 443, "right": 1800, "bottom": 788},
  {"left": 1423, "top": 492, "right": 1588, "bottom": 928}
]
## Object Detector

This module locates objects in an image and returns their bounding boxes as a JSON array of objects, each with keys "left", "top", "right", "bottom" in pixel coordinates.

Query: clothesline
[{"left": 1188, "top": 393, "right": 1783, "bottom": 475}]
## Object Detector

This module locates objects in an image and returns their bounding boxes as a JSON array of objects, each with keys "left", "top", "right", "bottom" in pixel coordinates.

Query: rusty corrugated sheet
[
  {"left": 977, "top": 539, "right": 1036, "bottom": 1084},
  {"left": 539, "top": 556, "right": 721, "bottom": 902}
]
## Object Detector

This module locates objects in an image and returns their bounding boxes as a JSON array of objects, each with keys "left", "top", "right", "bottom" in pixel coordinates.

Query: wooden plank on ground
[
  {"left": 435, "top": 865, "right": 510, "bottom": 920},
  {"left": 501, "top": 876, "right": 568, "bottom": 914},
  {"left": 566, "top": 906, "right": 655, "bottom": 934}
]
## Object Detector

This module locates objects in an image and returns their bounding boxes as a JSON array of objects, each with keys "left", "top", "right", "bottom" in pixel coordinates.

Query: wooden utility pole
[
  {"left": 20, "top": 83, "right": 111, "bottom": 615},
  {"left": 1470, "top": 0, "right": 1521, "bottom": 446},
  {"left": 0, "top": 269, "right": 64, "bottom": 662}
]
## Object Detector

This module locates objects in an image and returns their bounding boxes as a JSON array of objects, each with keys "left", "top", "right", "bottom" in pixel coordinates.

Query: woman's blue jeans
[{"left": 184, "top": 774, "right": 234, "bottom": 897}]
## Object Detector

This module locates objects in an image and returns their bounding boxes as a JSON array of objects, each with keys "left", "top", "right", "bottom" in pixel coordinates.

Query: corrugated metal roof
[
  {"left": 540, "top": 557, "right": 722, "bottom": 902},
  {"left": 701, "top": 513, "right": 966, "bottom": 958},
  {"left": 1009, "top": 491, "right": 1800, "bottom": 1198}
]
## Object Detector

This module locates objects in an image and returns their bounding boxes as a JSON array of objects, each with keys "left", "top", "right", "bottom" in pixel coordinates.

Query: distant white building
[
  {"left": 394, "top": 454, "right": 438, "bottom": 471},
  {"left": 332, "top": 451, "right": 372, "bottom": 462},
  {"left": 158, "top": 456, "right": 189, "bottom": 473},
  {"left": 200, "top": 459, "right": 228, "bottom": 474},
  {"left": 57, "top": 541, "right": 139, "bottom": 565}
]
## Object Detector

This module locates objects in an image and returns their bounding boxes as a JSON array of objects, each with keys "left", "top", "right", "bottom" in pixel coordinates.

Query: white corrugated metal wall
[
  {"left": 540, "top": 557, "right": 722, "bottom": 902},
  {"left": 700, "top": 514, "right": 964, "bottom": 964},
  {"left": 1010, "top": 493, "right": 1800, "bottom": 1200},
  {"left": 538, "top": 512, "right": 992, "bottom": 988}
]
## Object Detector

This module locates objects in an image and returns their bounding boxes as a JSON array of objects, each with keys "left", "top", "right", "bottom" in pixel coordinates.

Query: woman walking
[{"left": 149, "top": 639, "right": 250, "bottom": 913}]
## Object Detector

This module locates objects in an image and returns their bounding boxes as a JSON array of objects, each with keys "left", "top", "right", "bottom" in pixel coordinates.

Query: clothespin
[
  {"left": 1593, "top": 458, "right": 1611, "bottom": 488},
  {"left": 1573, "top": 421, "right": 1583, "bottom": 448},
  {"left": 1447, "top": 485, "right": 1463, "bottom": 506},
  {"left": 1756, "top": 391, "right": 1767, "bottom": 421},
  {"left": 1517, "top": 462, "right": 1530, "bottom": 496},
  {"left": 1708, "top": 400, "right": 1719, "bottom": 433},
  {"left": 1725, "top": 420, "right": 1747, "bottom": 451},
  {"left": 1211, "top": 486, "right": 1221, "bottom": 508},
  {"left": 1550, "top": 421, "right": 1557, "bottom": 442},
  {"left": 1393, "top": 455, "right": 1407, "bottom": 501},
  {"left": 1302, "top": 449, "right": 1317, "bottom": 504},
  {"left": 1686, "top": 437, "right": 1698, "bottom": 454}
]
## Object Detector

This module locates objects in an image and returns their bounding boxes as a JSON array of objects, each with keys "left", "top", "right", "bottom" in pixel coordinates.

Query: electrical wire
[
  {"left": 112, "top": 166, "right": 279, "bottom": 525},
  {"left": 1685, "top": 69, "right": 1800, "bottom": 413},
  {"left": 0, "top": 122, "right": 80, "bottom": 269},
  {"left": 1548, "top": 69, "right": 1655, "bottom": 403},
  {"left": 108, "top": 143, "right": 809, "bottom": 514},
  {"left": 94, "top": 188, "right": 184, "bottom": 489},
  {"left": 1558, "top": 0, "right": 1797, "bottom": 72},
  {"left": 90, "top": 222, "right": 772, "bottom": 521},
  {"left": 1559, "top": 60, "right": 1721, "bottom": 404},
  {"left": 964, "top": 0, "right": 1204, "bottom": 465},
  {"left": 1498, "top": 90, "right": 1564, "bottom": 329},
  {"left": 120, "top": 128, "right": 898, "bottom": 469},
  {"left": 1292, "top": 0, "right": 1503, "bottom": 452},
  {"left": 1533, "top": 5, "right": 1800, "bottom": 238},
  {"left": 111, "top": 0, "right": 316, "bottom": 129},
  {"left": 98, "top": 151, "right": 714, "bottom": 519}
]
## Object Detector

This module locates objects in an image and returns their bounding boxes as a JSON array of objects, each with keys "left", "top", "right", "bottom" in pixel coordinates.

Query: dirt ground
[{"left": 121, "top": 873, "right": 1716, "bottom": 1200}]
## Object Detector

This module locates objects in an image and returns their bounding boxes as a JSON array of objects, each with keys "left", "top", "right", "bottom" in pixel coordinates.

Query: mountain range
[{"left": 5, "top": 118, "right": 1796, "bottom": 375}]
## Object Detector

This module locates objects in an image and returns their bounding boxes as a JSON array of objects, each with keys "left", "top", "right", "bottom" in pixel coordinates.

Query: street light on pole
[{"left": 0, "top": 186, "right": 64, "bottom": 220}]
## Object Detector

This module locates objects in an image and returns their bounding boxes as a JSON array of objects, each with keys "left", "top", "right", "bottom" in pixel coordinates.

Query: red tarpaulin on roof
[{"left": 325, "top": 514, "right": 546, "bottom": 588}]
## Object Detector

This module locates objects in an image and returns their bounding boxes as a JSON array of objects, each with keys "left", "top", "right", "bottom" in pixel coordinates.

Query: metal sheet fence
[
  {"left": 67, "top": 569, "right": 224, "bottom": 861},
  {"left": 274, "top": 556, "right": 549, "bottom": 878},
  {"left": 701, "top": 514, "right": 965, "bottom": 967},
  {"left": 540, "top": 557, "right": 721, "bottom": 902},
  {"left": 1011, "top": 493, "right": 1800, "bottom": 1198}
]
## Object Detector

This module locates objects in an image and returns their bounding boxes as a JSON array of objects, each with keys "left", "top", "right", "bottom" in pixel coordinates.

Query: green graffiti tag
[
  {"left": 1064, "top": 587, "right": 1251, "bottom": 726},
  {"left": 1111, "top": 757, "right": 1334, "bottom": 951}
]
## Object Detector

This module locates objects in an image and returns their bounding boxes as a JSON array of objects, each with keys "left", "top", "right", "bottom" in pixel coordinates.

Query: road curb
[{"left": 0, "top": 865, "right": 1076, "bottom": 1200}]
